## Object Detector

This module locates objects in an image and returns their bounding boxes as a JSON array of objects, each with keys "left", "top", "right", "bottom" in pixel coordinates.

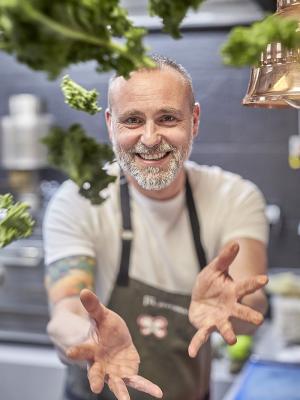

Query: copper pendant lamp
[{"left": 243, "top": 0, "right": 300, "bottom": 108}]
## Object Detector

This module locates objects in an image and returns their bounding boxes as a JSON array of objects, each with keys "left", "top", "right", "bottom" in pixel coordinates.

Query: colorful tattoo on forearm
[{"left": 45, "top": 256, "right": 96, "bottom": 304}]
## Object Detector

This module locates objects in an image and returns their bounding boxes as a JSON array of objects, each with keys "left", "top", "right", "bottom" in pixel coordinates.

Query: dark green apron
[{"left": 63, "top": 174, "right": 211, "bottom": 400}]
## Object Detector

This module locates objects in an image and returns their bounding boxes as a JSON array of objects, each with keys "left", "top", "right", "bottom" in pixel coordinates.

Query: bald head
[{"left": 107, "top": 55, "right": 195, "bottom": 111}]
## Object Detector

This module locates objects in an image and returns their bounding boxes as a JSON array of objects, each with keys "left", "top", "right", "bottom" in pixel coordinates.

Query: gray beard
[{"left": 112, "top": 139, "right": 193, "bottom": 191}]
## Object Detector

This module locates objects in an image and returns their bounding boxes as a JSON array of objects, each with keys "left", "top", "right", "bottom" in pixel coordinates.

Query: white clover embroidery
[{"left": 137, "top": 315, "right": 168, "bottom": 339}]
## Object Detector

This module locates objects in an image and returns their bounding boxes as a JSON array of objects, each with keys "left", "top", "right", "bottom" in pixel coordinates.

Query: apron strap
[
  {"left": 116, "top": 175, "right": 132, "bottom": 286},
  {"left": 185, "top": 174, "right": 207, "bottom": 268},
  {"left": 117, "top": 172, "right": 207, "bottom": 286}
]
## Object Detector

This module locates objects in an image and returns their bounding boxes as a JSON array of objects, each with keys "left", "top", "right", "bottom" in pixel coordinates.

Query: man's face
[{"left": 106, "top": 68, "right": 200, "bottom": 191}]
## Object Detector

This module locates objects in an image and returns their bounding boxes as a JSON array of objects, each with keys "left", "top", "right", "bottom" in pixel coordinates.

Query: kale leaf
[
  {"left": 42, "top": 124, "right": 116, "bottom": 205},
  {"left": 222, "top": 15, "right": 300, "bottom": 67},
  {"left": 0, "top": 194, "right": 35, "bottom": 248},
  {"left": 0, "top": 0, "right": 154, "bottom": 79},
  {"left": 61, "top": 75, "right": 101, "bottom": 115},
  {"left": 148, "top": 0, "right": 205, "bottom": 38}
]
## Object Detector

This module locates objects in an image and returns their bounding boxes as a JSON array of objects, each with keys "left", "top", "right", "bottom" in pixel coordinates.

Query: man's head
[{"left": 105, "top": 55, "right": 200, "bottom": 193}]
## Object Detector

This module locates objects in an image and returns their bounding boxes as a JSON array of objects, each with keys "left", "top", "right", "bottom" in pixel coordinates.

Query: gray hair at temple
[{"left": 107, "top": 54, "right": 196, "bottom": 111}]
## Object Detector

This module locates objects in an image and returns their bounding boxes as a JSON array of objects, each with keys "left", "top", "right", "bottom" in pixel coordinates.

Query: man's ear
[
  {"left": 105, "top": 108, "right": 113, "bottom": 141},
  {"left": 192, "top": 102, "right": 201, "bottom": 138}
]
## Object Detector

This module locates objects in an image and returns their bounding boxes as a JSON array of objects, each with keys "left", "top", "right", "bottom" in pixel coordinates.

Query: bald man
[{"left": 44, "top": 55, "right": 268, "bottom": 400}]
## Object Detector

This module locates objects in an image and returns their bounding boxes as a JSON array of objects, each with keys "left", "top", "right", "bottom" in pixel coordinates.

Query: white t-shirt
[{"left": 43, "top": 161, "right": 268, "bottom": 305}]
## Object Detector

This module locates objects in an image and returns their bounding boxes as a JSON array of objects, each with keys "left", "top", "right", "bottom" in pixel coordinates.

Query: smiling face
[{"left": 105, "top": 67, "right": 200, "bottom": 199}]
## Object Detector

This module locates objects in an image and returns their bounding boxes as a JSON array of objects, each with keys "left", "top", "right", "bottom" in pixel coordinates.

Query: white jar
[{"left": 0, "top": 94, "right": 54, "bottom": 170}]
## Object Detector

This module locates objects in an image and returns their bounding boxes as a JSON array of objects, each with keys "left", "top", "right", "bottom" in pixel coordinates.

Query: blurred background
[{"left": 0, "top": 1, "right": 299, "bottom": 400}]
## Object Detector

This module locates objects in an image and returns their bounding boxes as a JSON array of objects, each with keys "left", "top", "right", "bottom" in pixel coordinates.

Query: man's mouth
[{"left": 135, "top": 151, "right": 171, "bottom": 161}]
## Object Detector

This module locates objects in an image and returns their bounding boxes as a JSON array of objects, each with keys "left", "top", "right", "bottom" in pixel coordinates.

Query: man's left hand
[{"left": 188, "top": 242, "right": 268, "bottom": 358}]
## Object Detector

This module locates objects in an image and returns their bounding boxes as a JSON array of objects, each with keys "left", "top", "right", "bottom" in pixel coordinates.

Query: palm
[
  {"left": 188, "top": 243, "right": 268, "bottom": 358},
  {"left": 67, "top": 289, "right": 162, "bottom": 399}
]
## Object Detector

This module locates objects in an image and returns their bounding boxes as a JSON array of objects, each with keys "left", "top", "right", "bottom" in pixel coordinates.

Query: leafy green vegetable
[
  {"left": 222, "top": 15, "right": 300, "bottom": 67},
  {"left": 42, "top": 124, "right": 116, "bottom": 205},
  {"left": 149, "top": 0, "right": 205, "bottom": 38},
  {"left": 0, "top": 194, "right": 35, "bottom": 248},
  {"left": 61, "top": 75, "right": 101, "bottom": 115},
  {"left": 0, "top": 0, "right": 154, "bottom": 79}
]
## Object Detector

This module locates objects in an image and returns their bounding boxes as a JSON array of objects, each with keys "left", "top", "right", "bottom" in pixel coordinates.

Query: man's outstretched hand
[
  {"left": 67, "top": 289, "right": 163, "bottom": 400},
  {"left": 188, "top": 242, "right": 268, "bottom": 358}
]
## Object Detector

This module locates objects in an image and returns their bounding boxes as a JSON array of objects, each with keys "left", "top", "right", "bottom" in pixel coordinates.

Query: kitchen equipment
[
  {"left": 0, "top": 94, "right": 54, "bottom": 213},
  {"left": 1, "top": 94, "right": 53, "bottom": 169},
  {"left": 243, "top": 0, "right": 300, "bottom": 108},
  {"left": 272, "top": 295, "right": 300, "bottom": 345}
]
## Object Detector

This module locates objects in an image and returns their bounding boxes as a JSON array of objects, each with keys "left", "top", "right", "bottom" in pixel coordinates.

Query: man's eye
[
  {"left": 125, "top": 117, "right": 142, "bottom": 125},
  {"left": 160, "top": 115, "right": 176, "bottom": 123}
]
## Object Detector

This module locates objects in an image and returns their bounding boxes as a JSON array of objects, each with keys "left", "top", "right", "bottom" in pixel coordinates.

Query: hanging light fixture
[{"left": 243, "top": 0, "right": 300, "bottom": 108}]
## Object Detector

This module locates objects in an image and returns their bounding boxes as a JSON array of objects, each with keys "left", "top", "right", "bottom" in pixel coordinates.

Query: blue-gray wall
[{"left": 0, "top": 30, "right": 299, "bottom": 268}]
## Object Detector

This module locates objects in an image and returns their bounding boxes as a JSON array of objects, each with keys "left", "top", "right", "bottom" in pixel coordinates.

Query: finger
[
  {"left": 216, "top": 319, "right": 237, "bottom": 345},
  {"left": 188, "top": 327, "right": 212, "bottom": 358},
  {"left": 235, "top": 275, "right": 268, "bottom": 299},
  {"left": 80, "top": 289, "right": 106, "bottom": 327},
  {"left": 125, "top": 375, "right": 163, "bottom": 398},
  {"left": 232, "top": 303, "right": 264, "bottom": 326},
  {"left": 108, "top": 376, "right": 130, "bottom": 400},
  {"left": 212, "top": 242, "right": 239, "bottom": 273},
  {"left": 66, "top": 343, "right": 94, "bottom": 360},
  {"left": 87, "top": 361, "right": 105, "bottom": 393}
]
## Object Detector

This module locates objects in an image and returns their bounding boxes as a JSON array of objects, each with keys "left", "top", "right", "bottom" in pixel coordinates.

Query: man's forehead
[
  {"left": 109, "top": 67, "right": 187, "bottom": 94},
  {"left": 108, "top": 68, "right": 189, "bottom": 109}
]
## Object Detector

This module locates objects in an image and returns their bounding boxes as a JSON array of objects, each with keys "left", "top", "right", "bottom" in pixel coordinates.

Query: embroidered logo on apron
[{"left": 137, "top": 315, "right": 168, "bottom": 339}]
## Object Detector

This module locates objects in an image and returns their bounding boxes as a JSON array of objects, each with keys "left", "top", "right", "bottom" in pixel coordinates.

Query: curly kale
[
  {"left": 42, "top": 124, "right": 116, "bottom": 205},
  {"left": 61, "top": 75, "right": 101, "bottom": 115},
  {"left": 148, "top": 0, "right": 205, "bottom": 38},
  {"left": 222, "top": 15, "right": 300, "bottom": 67},
  {"left": 0, "top": 194, "right": 35, "bottom": 248},
  {"left": 0, "top": 0, "right": 154, "bottom": 79}
]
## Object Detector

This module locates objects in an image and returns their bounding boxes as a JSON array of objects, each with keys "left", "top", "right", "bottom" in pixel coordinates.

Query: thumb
[
  {"left": 80, "top": 289, "right": 107, "bottom": 328},
  {"left": 212, "top": 242, "right": 239, "bottom": 273}
]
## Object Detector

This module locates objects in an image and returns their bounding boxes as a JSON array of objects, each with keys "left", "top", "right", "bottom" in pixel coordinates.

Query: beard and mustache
[{"left": 112, "top": 136, "right": 193, "bottom": 191}]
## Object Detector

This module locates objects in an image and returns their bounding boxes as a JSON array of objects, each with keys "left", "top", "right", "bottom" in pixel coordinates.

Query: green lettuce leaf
[
  {"left": 0, "top": 194, "right": 34, "bottom": 248},
  {"left": 42, "top": 124, "right": 116, "bottom": 205},
  {"left": 222, "top": 15, "right": 300, "bottom": 67}
]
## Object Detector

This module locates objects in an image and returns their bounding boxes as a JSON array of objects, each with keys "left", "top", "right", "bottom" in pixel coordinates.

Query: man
[{"left": 44, "top": 55, "right": 269, "bottom": 400}]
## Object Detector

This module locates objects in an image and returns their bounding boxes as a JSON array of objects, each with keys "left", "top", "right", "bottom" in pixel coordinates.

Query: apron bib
[{"left": 63, "top": 174, "right": 210, "bottom": 400}]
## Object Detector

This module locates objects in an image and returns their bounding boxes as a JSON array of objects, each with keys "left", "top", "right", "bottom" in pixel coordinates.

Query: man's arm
[
  {"left": 227, "top": 238, "right": 268, "bottom": 335},
  {"left": 45, "top": 259, "right": 163, "bottom": 398},
  {"left": 45, "top": 255, "right": 96, "bottom": 352}
]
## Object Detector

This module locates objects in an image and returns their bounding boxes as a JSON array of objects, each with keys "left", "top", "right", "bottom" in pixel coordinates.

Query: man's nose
[{"left": 140, "top": 121, "right": 161, "bottom": 147}]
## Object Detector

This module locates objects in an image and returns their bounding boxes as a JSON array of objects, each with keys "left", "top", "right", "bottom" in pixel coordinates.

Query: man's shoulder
[
  {"left": 50, "top": 178, "right": 119, "bottom": 207},
  {"left": 186, "top": 161, "right": 246, "bottom": 187},
  {"left": 185, "top": 161, "right": 261, "bottom": 203}
]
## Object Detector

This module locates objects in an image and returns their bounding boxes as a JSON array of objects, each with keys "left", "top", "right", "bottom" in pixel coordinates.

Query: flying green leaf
[
  {"left": 222, "top": 15, "right": 300, "bottom": 67},
  {"left": 149, "top": 0, "right": 205, "bottom": 38},
  {"left": 0, "top": 0, "right": 154, "bottom": 79},
  {"left": 0, "top": 194, "right": 34, "bottom": 248},
  {"left": 61, "top": 75, "right": 101, "bottom": 115},
  {"left": 42, "top": 124, "right": 116, "bottom": 205}
]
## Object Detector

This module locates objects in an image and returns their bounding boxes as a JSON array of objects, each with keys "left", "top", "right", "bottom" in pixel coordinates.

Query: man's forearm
[
  {"left": 51, "top": 296, "right": 89, "bottom": 319},
  {"left": 45, "top": 255, "right": 95, "bottom": 356},
  {"left": 45, "top": 255, "right": 96, "bottom": 308}
]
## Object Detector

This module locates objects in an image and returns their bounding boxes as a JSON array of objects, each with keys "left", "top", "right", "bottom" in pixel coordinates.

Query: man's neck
[{"left": 125, "top": 169, "right": 186, "bottom": 201}]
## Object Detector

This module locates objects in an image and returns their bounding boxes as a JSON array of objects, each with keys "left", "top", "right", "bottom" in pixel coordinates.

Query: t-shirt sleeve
[
  {"left": 219, "top": 178, "right": 269, "bottom": 248},
  {"left": 43, "top": 180, "right": 96, "bottom": 266}
]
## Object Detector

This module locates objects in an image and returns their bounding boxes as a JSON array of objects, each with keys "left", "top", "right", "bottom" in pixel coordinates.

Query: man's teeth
[{"left": 138, "top": 152, "right": 168, "bottom": 160}]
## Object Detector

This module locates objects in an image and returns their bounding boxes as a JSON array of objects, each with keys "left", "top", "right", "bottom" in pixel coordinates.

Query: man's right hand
[{"left": 63, "top": 289, "right": 162, "bottom": 400}]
